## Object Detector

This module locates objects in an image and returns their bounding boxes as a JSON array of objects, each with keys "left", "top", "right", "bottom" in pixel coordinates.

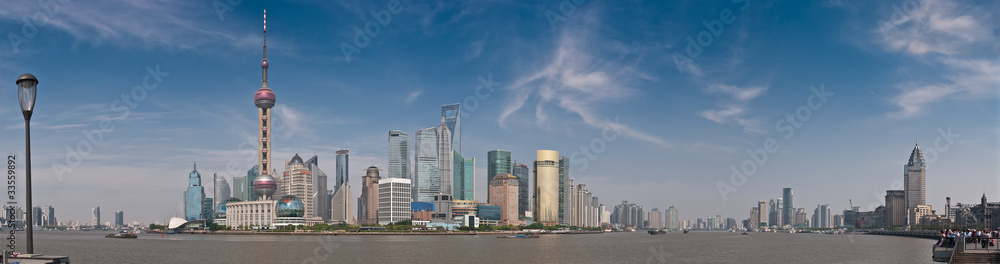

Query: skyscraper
[
  {"left": 305, "top": 155, "right": 328, "bottom": 221},
  {"left": 233, "top": 176, "right": 246, "bottom": 202},
  {"left": 330, "top": 180, "right": 355, "bottom": 225},
  {"left": 489, "top": 174, "right": 519, "bottom": 225},
  {"left": 245, "top": 165, "right": 260, "bottom": 201},
  {"left": 453, "top": 155, "right": 474, "bottom": 200},
  {"left": 377, "top": 177, "right": 412, "bottom": 225},
  {"left": 513, "top": 161, "right": 530, "bottom": 217},
  {"left": 184, "top": 163, "right": 205, "bottom": 221},
  {"left": 648, "top": 209, "right": 663, "bottom": 229},
  {"left": 768, "top": 199, "right": 778, "bottom": 227},
  {"left": 388, "top": 130, "right": 409, "bottom": 179},
  {"left": 756, "top": 200, "right": 766, "bottom": 229},
  {"left": 782, "top": 188, "right": 793, "bottom": 226},
  {"left": 533, "top": 150, "right": 559, "bottom": 225},
  {"left": 666, "top": 206, "right": 679, "bottom": 230},
  {"left": 436, "top": 120, "right": 453, "bottom": 196},
  {"left": 32, "top": 206, "right": 42, "bottom": 227},
  {"left": 214, "top": 174, "right": 231, "bottom": 209},
  {"left": 414, "top": 127, "right": 439, "bottom": 202},
  {"left": 885, "top": 190, "right": 905, "bottom": 227},
  {"left": 92, "top": 206, "right": 101, "bottom": 228},
  {"left": 114, "top": 211, "right": 124, "bottom": 229},
  {"left": 335, "top": 150, "right": 349, "bottom": 190},
  {"left": 904, "top": 142, "right": 926, "bottom": 225},
  {"left": 487, "top": 150, "right": 512, "bottom": 199},
  {"left": 558, "top": 156, "right": 571, "bottom": 226},
  {"left": 43, "top": 206, "right": 55, "bottom": 226},
  {"left": 441, "top": 104, "right": 461, "bottom": 155},
  {"left": 359, "top": 166, "right": 381, "bottom": 225},
  {"left": 281, "top": 154, "right": 315, "bottom": 219}
]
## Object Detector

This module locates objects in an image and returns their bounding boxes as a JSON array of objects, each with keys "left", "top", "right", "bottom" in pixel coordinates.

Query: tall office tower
[
  {"left": 513, "top": 161, "right": 530, "bottom": 217},
  {"left": 776, "top": 198, "right": 783, "bottom": 226},
  {"left": 533, "top": 150, "right": 560, "bottom": 225},
  {"left": 885, "top": 190, "right": 905, "bottom": 227},
  {"left": 600, "top": 204, "right": 609, "bottom": 224},
  {"left": 185, "top": 163, "right": 205, "bottom": 221},
  {"left": 43, "top": 206, "right": 55, "bottom": 226},
  {"left": 232, "top": 176, "right": 246, "bottom": 201},
  {"left": 92, "top": 206, "right": 101, "bottom": 228},
  {"left": 815, "top": 204, "right": 831, "bottom": 228},
  {"left": 591, "top": 196, "right": 599, "bottom": 227},
  {"left": 359, "top": 166, "right": 382, "bottom": 225},
  {"left": 441, "top": 104, "right": 461, "bottom": 155},
  {"left": 768, "top": 199, "right": 778, "bottom": 227},
  {"left": 489, "top": 174, "right": 519, "bottom": 225},
  {"left": 453, "top": 155, "right": 474, "bottom": 200},
  {"left": 330, "top": 181, "right": 355, "bottom": 225},
  {"left": 436, "top": 120, "right": 453, "bottom": 196},
  {"left": 414, "top": 127, "right": 439, "bottom": 202},
  {"left": 453, "top": 151, "right": 464, "bottom": 199},
  {"left": 335, "top": 150, "right": 349, "bottom": 190},
  {"left": 214, "top": 174, "right": 231, "bottom": 209},
  {"left": 756, "top": 200, "right": 767, "bottom": 228},
  {"left": 388, "top": 130, "right": 409, "bottom": 179},
  {"left": 305, "top": 155, "right": 329, "bottom": 221},
  {"left": 648, "top": 208, "right": 663, "bottom": 229},
  {"left": 114, "top": 211, "right": 124, "bottom": 229},
  {"left": 572, "top": 184, "right": 590, "bottom": 227},
  {"left": 666, "top": 206, "right": 679, "bottom": 229},
  {"left": 281, "top": 155, "right": 314, "bottom": 219},
  {"left": 558, "top": 156, "right": 571, "bottom": 226},
  {"left": 782, "top": 188, "right": 793, "bottom": 226},
  {"left": 32, "top": 206, "right": 42, "bottom": 227},
  {"left": 903, "top": 142, "right": 926, "bottom": 225},
  {"left": 202, "top": 198, "right": 214, "bottom": 221},
  {"left": 487, "top": 150, "right": 512, "bottom": 199},
  {"left": 795, "top": 208, "right": 807, "bottom": 226},
  {"left": 749, "top": 207, "right": 760, "bottom": 229},
  {"left": 245, "top": 165, "right": 260, "bottom": 201},
  {"left": 377, "top": 177, "right": 412, "bottom": 225}
]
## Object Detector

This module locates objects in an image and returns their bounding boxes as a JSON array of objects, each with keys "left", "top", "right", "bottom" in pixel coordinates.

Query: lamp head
[{"left": 16, "top": 73, "right": 37, "bottom": 119}]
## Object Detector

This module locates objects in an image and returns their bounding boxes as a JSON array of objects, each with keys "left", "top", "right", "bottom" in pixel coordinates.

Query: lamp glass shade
[{"left": 17, "top": 75, "right": 37, "bottom": 113}]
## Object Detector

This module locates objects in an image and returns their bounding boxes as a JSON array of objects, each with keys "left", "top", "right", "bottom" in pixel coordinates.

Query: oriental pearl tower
[{"left": 252, "top": 9, "right": 277, "bottom": 200}]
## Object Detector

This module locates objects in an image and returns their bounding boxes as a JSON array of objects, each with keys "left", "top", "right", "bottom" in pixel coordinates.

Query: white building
[
  {"left": 378, "top": 178, "right": 412, "bottom": 225},
  {"left": 226, "top": 200, "right": 277, "bottom": 228}
]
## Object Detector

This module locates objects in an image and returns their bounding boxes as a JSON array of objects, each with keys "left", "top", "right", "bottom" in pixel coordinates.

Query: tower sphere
[
  {"left": 252, "top": 173, "right": 277, "bottom": 198},
  {"left": 254, "top": 87, "right": 276, "bottom": 109}
]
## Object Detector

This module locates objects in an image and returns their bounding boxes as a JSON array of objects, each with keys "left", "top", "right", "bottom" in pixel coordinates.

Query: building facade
[
  {"left": 885, "top": 190, "right": 905, "bottom": 227},
  {"left": 436, "top": 120, "right": 453, "bottom": 196},
  {"left": 185, "top": 163, "right": 205, "bottom": 221},
  {"left": 454, "top": 156, "right": 475, "bottom": 200},
  {"left": 214, "top": 174, "right": 231, "bottom": 209},
  {"left": 414, "top": 127, "right": 439, "bottom": 202},
  {"left": 558, "top": 156, "right": 571, "bottom": 226},
  {"left": 487, "top": 150, "right": 512, "bottom": 199},
  {"left": 904, "top": 143, "right": 926, "bottom": 225},
  {"left": 388, "top": 130, "right": 409, "bottom": 179},
  {"left": 488, "top": 174, "right": 519, "bottom": 225},
  {"left": 533, "top": 150, "right": 560, "bottom": 225},
  {"left": 305, "top": 155, "right": 328, "bottom": 222},
  {"left": 666, "top": 206, "right": 679, "bottom": 230},
  {"left": 281, "top": 155, "right": 316, "bottom": 220},
  {"left": 378, "top": 177, "right": 412, "bottom": 225},
  {"left": 782, "top": 188, "right": 793, "bottom": 226},
  {"left": 335, "top": 150, "right": 349, "bottom": 190},
  {"left": 512, "top": 161, "right": 530, "bottom": 217},
  {"left": 359, "top": 166, "right": 382, "bottom": 225}
]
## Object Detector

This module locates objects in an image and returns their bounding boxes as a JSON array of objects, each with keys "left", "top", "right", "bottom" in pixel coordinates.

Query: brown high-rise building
[
  {"left": 359, "top": 166, "right": 381, "bottom": 225},
  {"left": 489, "top": 174, "right": 519, "bottom": 225},
  {"left": 885, "top": 190, "right": 905, "bottom": 227}
]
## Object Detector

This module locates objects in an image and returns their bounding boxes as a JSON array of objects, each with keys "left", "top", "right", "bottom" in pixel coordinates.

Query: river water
[{"left": 20, "top": 230, "right": 935, "bottom": 263}]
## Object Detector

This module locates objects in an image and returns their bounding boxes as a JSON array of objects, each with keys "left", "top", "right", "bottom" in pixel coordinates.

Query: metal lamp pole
[{"left": 17, "top": 73, "right": 38, "bottom": 254}]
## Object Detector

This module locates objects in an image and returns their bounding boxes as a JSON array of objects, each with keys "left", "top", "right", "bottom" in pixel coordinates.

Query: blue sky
[{"left": 0, "top": 0, "right": 996, "bottom": 225}]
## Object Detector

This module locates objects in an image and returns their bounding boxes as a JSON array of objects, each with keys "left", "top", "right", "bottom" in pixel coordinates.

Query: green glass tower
[{"left": 487, "top": 150, "right": 512, "bottom": 199}]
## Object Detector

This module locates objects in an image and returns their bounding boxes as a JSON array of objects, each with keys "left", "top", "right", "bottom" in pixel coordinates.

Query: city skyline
[{"left": 0, "top": 1, "right": 995, "bottom": 225}]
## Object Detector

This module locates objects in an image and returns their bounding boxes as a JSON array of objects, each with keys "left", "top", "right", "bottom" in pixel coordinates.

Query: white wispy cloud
[
  {"left": 703, "top": 83, "right": 767, "bottom": 102},
  {"left": 876, "top": 0, "right": 998, "bottom": 118},
  {"left": 497, "top": 13, "right": 670, "bottom": 148},
  {"left": 697, "top": 83, "right": 769, "bottom": 133},
  {"left": 403, "top": 90, "right": 422, "bottom": 104}
]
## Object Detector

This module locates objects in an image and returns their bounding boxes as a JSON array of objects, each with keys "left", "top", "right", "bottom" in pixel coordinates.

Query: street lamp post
[{"left": 17, "top": 73, "right": 37, "bottom": 254}]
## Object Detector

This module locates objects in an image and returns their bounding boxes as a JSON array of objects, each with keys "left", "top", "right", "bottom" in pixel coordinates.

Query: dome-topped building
[{"left": 276, "top": 195, "right": 305, "bottom": 218}]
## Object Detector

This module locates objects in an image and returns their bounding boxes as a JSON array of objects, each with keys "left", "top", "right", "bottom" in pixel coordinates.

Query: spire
[
  {"left": 261, "top": 8, "right": 269, "bottom": 88},
  {"left": 194, "top": 162, "right": 197, "bottom": 171}
]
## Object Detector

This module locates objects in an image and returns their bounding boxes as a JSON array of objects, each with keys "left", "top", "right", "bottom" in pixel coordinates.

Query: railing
[{"left": 960, "top": 237, "right": 1000, "bottom": 252}]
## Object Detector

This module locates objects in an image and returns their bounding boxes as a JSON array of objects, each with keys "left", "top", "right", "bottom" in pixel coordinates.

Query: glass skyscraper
[
  {"left": 245, "top": 165, "right": 259, "bottom": 201},
  {"left": 415, "top": 127, "right": 439, "bottom": 202},
  {"left": 558, "top": 156, "right": 570, "bottom": 225},
  {"left": 214, "top": 173, "right": 231, "bottom": 209},
  {"left": 453, "top": 155, "right": 474, "bottom": 200},
  {"left": 487, "top": 150, "right": 511, "bottom": 199},
  {"left": 436, "top": 121, "right": 453, "bottom": 196},
  {"left": 306, "top": 155, "right": 329, "bottom": 221},
  {"left": 185, "top": 163, "right": 205, "bottom": 221},
  {"left": 336, "top": 150, "right": 349, "bottom": 190},
  {"left": 533, "top": 150, "right": 559, "bottom": 225},
  {"left": 513, "top": 161, "right": 530, "bottom": 217},
  {"left": 388, "top": 130, "right": 409, "bottom": 179},
  {"left": 441, "top": 104, "right": 461, "bottom": 155},
  {"left": 782, "top": 188, "right": 793, "bottom": 226}
]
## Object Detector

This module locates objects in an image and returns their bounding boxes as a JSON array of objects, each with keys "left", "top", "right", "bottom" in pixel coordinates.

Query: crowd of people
[{"left": 938, "top": 229, "right": 998, "bottom": 249}]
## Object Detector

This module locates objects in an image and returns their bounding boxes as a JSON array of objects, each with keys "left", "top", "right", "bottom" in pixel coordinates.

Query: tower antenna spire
[{"left": 261, "top": 8, "right": 269, "bottom": 87}]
